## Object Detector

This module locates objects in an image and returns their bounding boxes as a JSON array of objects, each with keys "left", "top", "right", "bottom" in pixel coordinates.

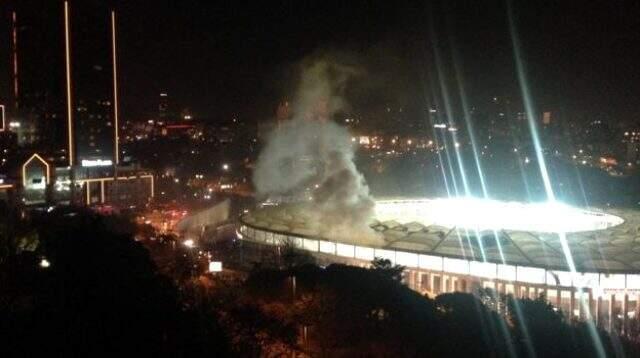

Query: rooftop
[{"left": 241, "top": 198, "right": 640, "bottom": 273}]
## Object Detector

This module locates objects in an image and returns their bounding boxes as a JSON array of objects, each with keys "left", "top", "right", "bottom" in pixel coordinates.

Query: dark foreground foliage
[
  {"left": 0, "top": 207, "right": 228, "bottom": 357},
  {"left": 1, "top": 206, "right": 639, "bottom": 357}
]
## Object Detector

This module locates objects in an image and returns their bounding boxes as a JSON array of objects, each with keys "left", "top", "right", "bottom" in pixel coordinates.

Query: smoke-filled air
[{"left": 253, "top": 57, "right": 381, "bottom": 244}]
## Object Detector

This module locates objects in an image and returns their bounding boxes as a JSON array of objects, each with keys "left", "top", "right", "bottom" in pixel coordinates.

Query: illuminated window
[
  {"left": 419, "top": 255, "right": 443, "bottom": 271},
  {"left": 470, "top": 261, "right": 497, "bottom": 279},
  {"left": 319, "top": 241, "right": 336, "bottom": 254},
  {"left": 336, "top": 243, "right": 355, "bottom": 258},
  {"left": 516, "top": 266, "right": 546, "bottom": 284},
  {"left": 443, "top": 258, "right": 469, "bottom": 275},
  {"left": 302, "top": 239, "right": 318, "bottom": 252},
  {"left": 355, "top": 246, "right": 374, "bottom": 261},
  {"left": 497, "top": 264, "right": 516, "bottom": 281},
  {"left": 600, "top": 274, "right": 625, "bottom": 290},
  {"left": 395, "top": 252, "right": 419, "bottom": 268}
]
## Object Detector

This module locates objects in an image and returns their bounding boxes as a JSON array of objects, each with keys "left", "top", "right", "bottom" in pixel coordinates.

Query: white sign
[
  {"left": 81, "top": 159, "right": 113, "bottom": 167},
  {"left": 209, "top": 261, "right": 222, "bottom": 272}
]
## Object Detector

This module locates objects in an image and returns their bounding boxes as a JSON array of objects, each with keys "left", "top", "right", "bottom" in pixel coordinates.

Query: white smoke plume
[{"left": 254, "top": 56, "right": 380, "bottom": 244}]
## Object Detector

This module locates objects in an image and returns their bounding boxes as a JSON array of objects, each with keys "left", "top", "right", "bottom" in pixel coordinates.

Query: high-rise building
[
  {"left": 72, "top": 2, "right": 114, "bottom": 166},
  {"left": 0, "top": 2, "right": 154, "bottom": 208},
  {"left": 6, "top": 2, "right": 67, "bottom": 156},
  {"left": 159, "top": 92, "right": 169, "bottom": 120}
]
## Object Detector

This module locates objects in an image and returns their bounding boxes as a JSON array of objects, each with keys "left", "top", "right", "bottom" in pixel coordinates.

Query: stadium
[{"left": 238, "top": 197, "right": 640, "bottom": 333}]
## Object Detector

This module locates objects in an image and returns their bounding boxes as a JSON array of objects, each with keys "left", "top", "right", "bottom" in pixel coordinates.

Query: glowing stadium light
[
  {"left": 375, "top": 198, "right": 624, "bottom": 233},
  {"left": 510, "top": 2, "right": 603, "bottom": 351},
  {"left": 419, "top": 255, "right": 443, "bottom": 271},
  {"left": 355, "top": 246, "right": 375, "bottom": 260},
  {"left": 319, "top": 241, "right": 336, "bottom": 254}
]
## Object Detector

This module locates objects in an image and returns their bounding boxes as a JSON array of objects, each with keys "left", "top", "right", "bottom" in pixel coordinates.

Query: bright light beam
[
  {"left": 508, "top": 2, "right": 605, "bottom": 356},
  {"left": 430, "top": 14, "right": 481, "bottom": 261}
]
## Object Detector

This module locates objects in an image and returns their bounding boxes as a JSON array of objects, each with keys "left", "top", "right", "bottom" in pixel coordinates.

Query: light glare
[{"left": 375, "top": 198, "right": 623, "bottom": 233}]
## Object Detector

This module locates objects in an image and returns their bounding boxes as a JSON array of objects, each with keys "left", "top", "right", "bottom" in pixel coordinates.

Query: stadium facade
[{"left": 238, "top": 198, "right": 640, "bottom": 334}]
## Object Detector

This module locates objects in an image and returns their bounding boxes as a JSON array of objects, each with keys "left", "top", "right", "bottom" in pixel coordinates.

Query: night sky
[{"left": 2, "top": 0, "right": 640, "bottom": 124}]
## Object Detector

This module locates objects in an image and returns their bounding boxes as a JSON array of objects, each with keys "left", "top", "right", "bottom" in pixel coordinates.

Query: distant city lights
[{"left": 39, "top": 258, "right": 51, "bottom": 268}]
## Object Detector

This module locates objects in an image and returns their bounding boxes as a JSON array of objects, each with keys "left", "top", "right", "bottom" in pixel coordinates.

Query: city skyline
[
  {"left": 0, "top": 1, "right": 639, "bottom": 124},
  {"left": 3, "top": 2, "right": 640, "bottom": 356}
]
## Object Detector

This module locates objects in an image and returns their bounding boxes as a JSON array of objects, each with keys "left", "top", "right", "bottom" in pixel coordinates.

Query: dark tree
[
  {"left": 0, "top": 209, "right": 229, "bottom": 357},
  {"left": 434, "top": 292, "right": 515, "bottom": 357},
  {"left": 371, "top": 256, "right": 405, "bottom": 282}
]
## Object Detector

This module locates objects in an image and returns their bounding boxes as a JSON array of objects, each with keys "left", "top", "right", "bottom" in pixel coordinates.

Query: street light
[
  {"left": 183, "top": 239, "right": 195, "bottom": 248},
  {"left": 222, "top": 163, "right": 229, "bottom": 171},
  {"left": 209, "top": 261, "right": 222, "bottom": 272}
]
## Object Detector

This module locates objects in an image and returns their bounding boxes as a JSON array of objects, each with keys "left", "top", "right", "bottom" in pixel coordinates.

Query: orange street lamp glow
[
  {"left": 64, "top": 1, "right": 74, "bottom": 167},
  {"left": 12, "top": 12, "right": 18, "bottom": 109},
  {"left": 111, "top": 10, "right": 120, "bottom": 165},
  {"left": 76, "top": 174, "right": 154, "bottom": 200}
]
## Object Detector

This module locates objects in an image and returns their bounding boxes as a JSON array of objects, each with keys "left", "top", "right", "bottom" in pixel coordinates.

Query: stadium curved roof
[{"left": 241, "top": 199, "right": 640, "bottom": 274}]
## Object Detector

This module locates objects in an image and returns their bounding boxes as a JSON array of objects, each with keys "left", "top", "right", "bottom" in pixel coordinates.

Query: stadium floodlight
[{"left": 375, "top": 198, "right": 624, "bottom": 234}]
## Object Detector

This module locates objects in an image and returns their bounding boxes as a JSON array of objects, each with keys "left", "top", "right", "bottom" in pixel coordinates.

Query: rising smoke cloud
[{"left": 254, "top": 56, "right": 380, "bottom": 243}]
